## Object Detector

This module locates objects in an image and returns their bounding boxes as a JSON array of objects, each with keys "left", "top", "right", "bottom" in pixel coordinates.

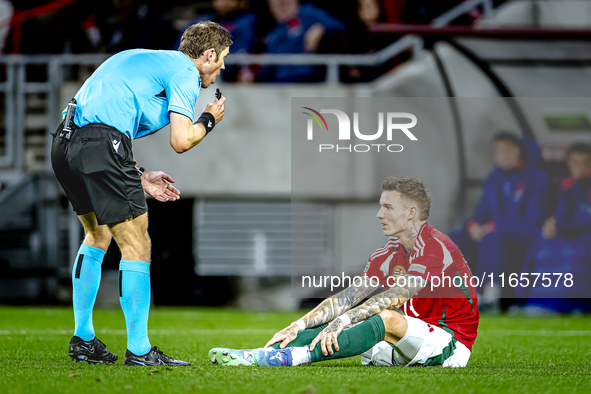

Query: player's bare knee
[
  {"left": 83, "top": 226, "right": 112, "bottom": 251},
  {"left": 118, "top": 233, "right": 151, "bottom": 262},
  {"left": 379, "top": 310, "right": 407, "bottom": 341},
  {"left": 378, "top": 309, "right": 400, "bottom": 321}
]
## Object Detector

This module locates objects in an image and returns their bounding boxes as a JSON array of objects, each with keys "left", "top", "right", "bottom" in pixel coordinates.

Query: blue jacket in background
[
  {"left": 175, "top": 13, "right": 256, "bottom": 53},
  {"left": 555, "top": 177, "right": 591, "bottom": 237},
  {"left": 520, "top": 176, "right": 591, "bottom": 301},
  {"left": 261, "top": 3, "right": 345, "bottom": 82},
  {"left": 473, "top": 166, "right": 551, "bottom": 231}
]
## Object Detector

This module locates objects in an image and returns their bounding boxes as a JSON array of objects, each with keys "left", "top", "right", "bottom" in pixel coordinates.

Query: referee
[{"left": 51, "top": 21, "right": 232, "bottom": 366}]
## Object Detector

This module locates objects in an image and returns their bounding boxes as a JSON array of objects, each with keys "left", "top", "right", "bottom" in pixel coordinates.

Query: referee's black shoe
[
  {"left": 124, "top": 346, "right": 191, "bottom": 366},
  {"left": 69, "top": 336, "right": 118, "bottom": 364}
]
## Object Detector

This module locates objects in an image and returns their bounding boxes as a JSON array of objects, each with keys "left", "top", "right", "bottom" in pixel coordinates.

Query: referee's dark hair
[
  {"left": 492, "top": 131, "right": 529, "bottom": 164},
  {"left": 179, "top": 21, "right": 233, "bottom": 61},
  {"left": 566, "top": 142, "right": 591, "bottom": 157}
]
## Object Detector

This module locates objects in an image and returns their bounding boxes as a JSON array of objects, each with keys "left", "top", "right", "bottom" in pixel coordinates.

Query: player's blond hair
[
  {"left": 382, "top": 176, "right": 433, "bottom": 220},
  {"left": 179, "top": 21, "right": 233, "bottom": 61}
]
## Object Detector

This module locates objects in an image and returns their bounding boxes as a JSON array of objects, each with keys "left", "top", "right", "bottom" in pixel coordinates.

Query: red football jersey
[{"left": 362, "top": 223, "right": 479, "bottom": 351}]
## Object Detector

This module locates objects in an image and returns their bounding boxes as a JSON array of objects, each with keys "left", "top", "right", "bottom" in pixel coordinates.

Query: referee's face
[
  {"left": 201, "top": 47, "right": 230, "bottom": 88},
  {"left": 377, "top": 191, "right": 411, "bottom": 238}
]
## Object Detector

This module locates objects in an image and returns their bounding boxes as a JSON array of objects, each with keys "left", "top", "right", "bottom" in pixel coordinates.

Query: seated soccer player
[
  {"left": 520, "top": 142, "right": 591, "bottom": 312},
  {"left": 451, "top": 132, "right": 551, "bottom": 306},
  {"left": 208, "top": 177, "right": 479, "bottom": 367}
]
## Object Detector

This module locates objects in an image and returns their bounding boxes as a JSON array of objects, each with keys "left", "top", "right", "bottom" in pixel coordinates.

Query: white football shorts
[{"left": 360, "top": 314, "right": 471, "bottom": 367}]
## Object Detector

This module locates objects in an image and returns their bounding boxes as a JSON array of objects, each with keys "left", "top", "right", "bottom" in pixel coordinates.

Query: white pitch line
[
  {"left": 0, "top": 329, "right": 278, "bottom": 336},
  {"left": 0, "top": 329, "right": 589, "bottom": 336},
  {"left": 483, "top": 330, "right": 591, "bottom": 337}
]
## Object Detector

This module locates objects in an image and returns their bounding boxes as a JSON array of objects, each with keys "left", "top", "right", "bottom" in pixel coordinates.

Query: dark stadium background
[{"left": 0, "top": 0, "right": 589, "bottom": 313}]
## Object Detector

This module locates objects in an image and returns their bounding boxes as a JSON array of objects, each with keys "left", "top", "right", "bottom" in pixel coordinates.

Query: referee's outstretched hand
[
  {"left": 204, "top": 96, "right": 226, "bottom": 126},
  {"left": 141, "top": 170, "right": 181, "bottom": 202}
]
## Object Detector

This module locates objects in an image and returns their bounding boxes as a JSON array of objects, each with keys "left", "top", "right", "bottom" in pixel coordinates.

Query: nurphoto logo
[{"left": 302, "top": 107, "right": 418, "bottom": 153}]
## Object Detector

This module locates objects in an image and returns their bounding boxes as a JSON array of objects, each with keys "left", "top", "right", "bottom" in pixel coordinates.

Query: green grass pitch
[{"left": 0, "top": 307, "right": 590, "bottom": 394}]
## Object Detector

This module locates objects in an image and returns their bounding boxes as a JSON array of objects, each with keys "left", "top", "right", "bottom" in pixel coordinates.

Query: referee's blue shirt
[{"left": 63, "top": 49, "right": 201, "bottom": 140}]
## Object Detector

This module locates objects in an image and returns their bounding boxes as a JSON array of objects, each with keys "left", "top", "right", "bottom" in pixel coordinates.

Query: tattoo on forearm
[
  {"left": 324, "top": 319, "right": 344, "bottom": 335},
  {"left": 302, "top": 277, "right": 380, "bottom": 328},
  {"left": 345, "top": 275, "right": 426, "bottom": 324},
  {"left": 281, "top": 327, "right": 298, "bottom": 342}
]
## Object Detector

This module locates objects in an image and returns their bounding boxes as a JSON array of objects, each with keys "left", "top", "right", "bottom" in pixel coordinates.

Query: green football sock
[
  {"left": 309, "top": 314, "right": 386, "bottom": 362},
  {"left": 270, "top": 324, "right": 328, "bottom": 349}
]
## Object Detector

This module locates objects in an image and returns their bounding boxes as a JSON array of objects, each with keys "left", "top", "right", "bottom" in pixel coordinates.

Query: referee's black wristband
[{"left": 195, "top": 112, "right": 215, "bottom": 135}]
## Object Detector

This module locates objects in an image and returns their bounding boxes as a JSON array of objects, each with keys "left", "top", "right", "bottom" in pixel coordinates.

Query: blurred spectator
[
  {"left": 256, "top": 0, "right": 345, "bottom": 82},
  {"left": 99, "top": 0, "right": 178, "bottom": 53},
  {"left": 341, "top": 0, "right": 401, "bottom": 83},
  {"left": 400, "top": 0, "right": 465, "bottom": 24},
  {"left": 450, "top": 132, "right": 552, "bottom": 310},
  {"left": 4, "top": 0, "right": 100, "bottom": 54},
  {"left": 551, "top": 143, "right": 591, "bottom": 239},
  {"left": 174, "top": 0, "right": 256, "bottom": 53},
  {"left": 346, "top": 0, "right": 392, "bottom": 53},
  {"left": 0, "top": 0, "right": 13, "bottom": 53},
  {"left": 312, "top": 0, "right": 406, "bottom": 26},
  {"left": 381, "top": 0, "right": 407, "bottom": 23},
  {"left": 175, "top": 0, "right": 257, "bottom": 81},
  {"left": 518, "top": 143, "right": 591, "bottom": 314}
]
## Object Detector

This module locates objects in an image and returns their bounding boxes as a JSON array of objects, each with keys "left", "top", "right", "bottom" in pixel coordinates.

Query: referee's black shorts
[{"left": 51, "top": 123, "right": 148, "bottom": 226}]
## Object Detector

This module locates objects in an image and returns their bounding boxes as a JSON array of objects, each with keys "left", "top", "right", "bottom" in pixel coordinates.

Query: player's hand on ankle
[
  {"left": 264, "top": 323, "right": 301, "bottom": 349},
  {"left": 310, "top": 318, "right": 346, "bottom": 356},
  {"left": 141, "top": 171, "right": 181, "bottom": 202}
]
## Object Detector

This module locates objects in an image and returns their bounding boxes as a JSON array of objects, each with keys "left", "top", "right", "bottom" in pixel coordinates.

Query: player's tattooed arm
[
  {"left": 264, "top": 277, "right": 379, "bottom": 349},
  {"left": 301, "top": 276, "right": 381, "bottom": 328},
  {"left": 344, "top": 274, "right": 426, "bottom": 324},
  {"left": 309, "top": 274, "right": 426, "bottom": 356}
]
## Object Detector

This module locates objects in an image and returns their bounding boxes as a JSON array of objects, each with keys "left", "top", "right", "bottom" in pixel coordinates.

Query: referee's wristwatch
[{"left": 138, "top": 166, "right": 146, "bottom": 177}]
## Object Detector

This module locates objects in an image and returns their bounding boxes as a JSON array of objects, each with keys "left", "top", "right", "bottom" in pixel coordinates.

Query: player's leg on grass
[
  {"left": 208, "top": 325, "right": 327, "bottom": 366},
  {"left": 110, "top": 213, "right": 189, "bottom": 366},
  {"left": 360, "top": 309, "right": 409, "bottom": 366},
  {"left": 364, "top": 311, "right": 471, "bottom": 367},
  {"left": 302, "top": 311, "right": 394, "bottom": 365},
  {"left": 209, "top": 314, "right": 387, "bottom": 366},
  {"left": 208, "top": 324, "right": 328, "bottom": 366},
  {"left": 268, "top": 324, "right": 328, "bottom": 349},
  {"left": 68, "top": 212, "right": 118, "bottom": 364},
  {"left": 211, "top": 309, "right": 469, "bottom": 367}
]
